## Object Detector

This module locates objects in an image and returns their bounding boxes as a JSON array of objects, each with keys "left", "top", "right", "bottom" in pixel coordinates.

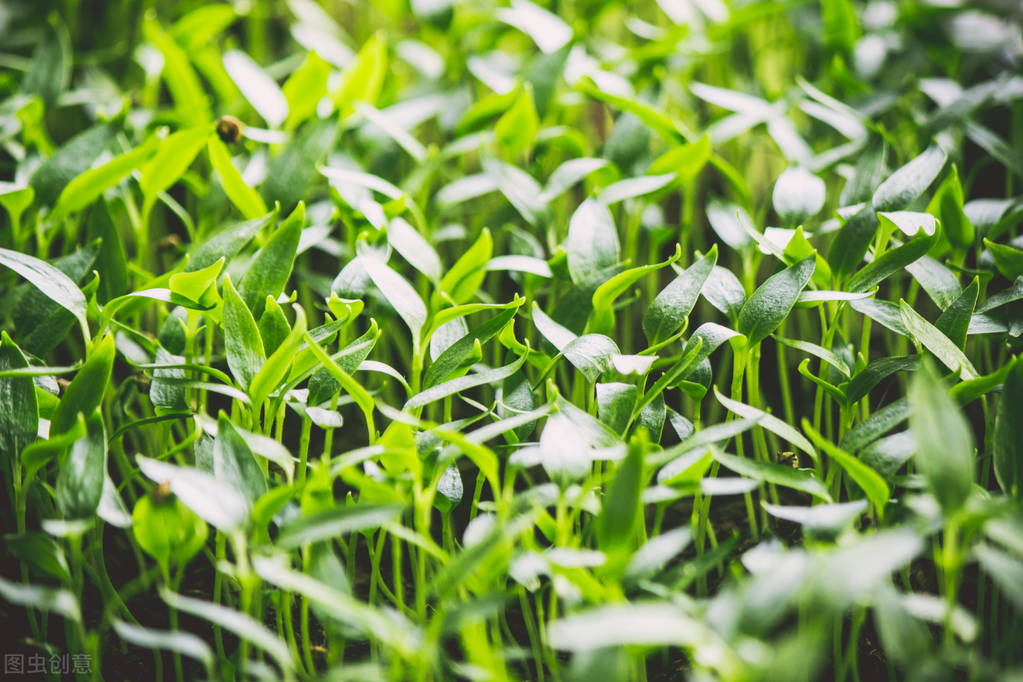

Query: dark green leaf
[
  {"left": 643, "top": 246, "right": 717, "bottom": 343},
  {"left": 872, "top": 144, "right": 947, "bottom": 212},
  {"left": 240, "top": 203, "right": 305, "bottom": 318},
  {"left": 909, "top": 359, "right": 974, "bottom": 513},
  {"left": 935, "top": 278, "right": 979, "bottom": 349},
  {"left": 56, "top": 411, "right": 107, "bottom": 519},
  {"left": 993, "top": 360, "right": 1023, "bottom": 497},
  {"left": 737, "top": 257, "right": 815, "bottom": 347},
  {"left": 566, "top": 199, "right": 620, "bottom": 284},
  {"left": 222, "top": 275, "right": 266, "bottom": 390},
  {"left": 214, "top": 413, "right": 267, "bottom": 504}
]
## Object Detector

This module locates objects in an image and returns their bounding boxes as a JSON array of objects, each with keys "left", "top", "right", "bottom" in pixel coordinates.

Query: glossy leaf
[{"left": 737, "top": 256, "right": 815, "bottom": 347}]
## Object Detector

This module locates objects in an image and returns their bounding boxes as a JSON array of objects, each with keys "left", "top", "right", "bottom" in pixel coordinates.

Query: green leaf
[
  {"left": 277, "top": 504, "right": 402, "bottom": 549},
  {"left": 773, "top": 336, "right": 851, "bottom": 377},
  {"left": 843, "top": 356, "right": 917, "bottom": 404},
  {"left": 566, "top": 199, "right": 620, "bottom": 284},
  {"left": 30, "top": 122, "right": 116, "bottom": 207},
  {"left": 50, "top": 334, "right": 115, "bottom": 436},
  {"left": 899, "top": 300, "right": 979, "bottom": 380},
  {"left": 424, "top": 306, "right": 518, "bottom": 388},
  {"left": 222, "top": 275, "right": 266, "bottom": 390},
  {"left": 713, "top": 386, "right": 818, "bottom": 468},
  {"left": 301, "top": 331, "right": 376, "bottom": 432},
  {"left": 12, "top": 245, "right": 98, "bottom": 358},
  {"left": 283, "top": 51, "right": 331, "bottom": 130},
  {"left": 143, "top": 18, "right": 210, "bottom": 125},
  {"left": 140, "top": 126, "right": 211, "bottom": 217},
  {"left": 496, "top": 83, "right": 539, "bottom": 159},
  {"left": 4, "top": 532, "right": 70, "bottom": 584},
  {"left": 642, "top": 246, "right": 716, "bottom": 343},
  {"left": 52, "top": 135, "right": 159, "bottom": 220},
  {"left": 0, "top": 333, "right": 38, "bottom": 456},
  {"left": 702, "top": 265, "right": 746, "bottom": 322},
  {"left": 993, "top": 359, "right": 1023, "bottom": 497},
  {"left": 821, "top": 0, "right": 860, "bottom": 51},
  {"left": 85, "top": 200, "right": 130, "bottom": 303},
  {"left": 253, "top": 554, "right": 418, "bottom": 656},
  {"left": 186, "top": 209, "right": 278, "bottom": 272},
  {"left": 828, "top": 205, "right": 879, "bottom": 279},
  {"left": 161, "top": 588, "right": 293, "bottom": 673},
  {"left": 840, "top": 398, "right": 909, "bottom": 452},
  {"left": 846, "top": 229, "right": 938, "bottom": 293},
  {"left": 22, "top": 18, "right": 71, "bottom": 104},
  {"left": 804, "top": 419, "right": 889, "bottom": 518},
  {"left": 737, "top": 256, "right": 815, "bottom": 347},
  {"left": 169, "top": 257, "right": 224, "bottom": 307},
  {"left": 223, "top": 49, "right": 288, "bottom": 128},
  {"left": 598, "top": 174, "right": 675, "bottom": 205},
  {"left": 113, "top": 620, "right": 213, "bottom": 671},
  {"left": 358, "top": 257, "right": 422, "bottom": 340},
  {"left": 595, "top": 436, "right": 647, "bottom": 559},
  {"left": 387, "top": 216, "right": 442, "bottom": 282},
  {"left": 239, "top": 203, "right": 304, "bottom": 317},
  {"left": 906, "top": 256, "right": 962, "bottom": 309},
  {"left": 55, "top": 410, "right": 107, "bottom": 519},
  {"left": 209, "top": 137, "right": 268, "bottom": 220},
  {"left": 0, "top": 247, "right": 89, "bottom": 342},
  {"left": 850, "top": 298, "right": 908, "bottom": 336},
  {"left": 257, "top": 297, "right": 291, "bottom": 355},
  {"left": 974, "top": 545, "right": 1023, "bottom": 612},
  {"left": 928, "top": 164, "right": 974, "bottom": 248},
  {"left": 136, "top": 455, "right": 249, "bottom": 531},
  {"left": 985, "top": 238, "right": 1023, "bottom": 280},
  {"left": 263, "top": 118, "right": 338, "bottom": 211},
  {"left": 591, "top": 244, "right": 681, "bottom": 334},
  {"left": 713, "top": 449, "right": 832, "bottom": 501},
  {"left": 334, "top": 32, "right": 388, "bottom": 118},
  {"left": 132, "top": 492, "right": 208, "bottom": 573},
  {"left": 596, "top": 383, "right": 638, "bottom": 435},
  {"left": 214, "top": 413, "right": 268, "bottom": 504},
  {"left": 908, "top": 359, "right": 975, "bottom": 513},
  {"left": 405, "top": 352, "right": 527, "bottom": 411},
  {"left": 0, "top": 576, "right": 79, "bottom": 623},
  {"left": 872, "top": 144, "right": 948, "bottom": 212},
  {"left": 439, "top": 228, "right": 492, "bottom": 305},
  {"left": 549, "top": 603, "right": 702, "bottom": 651},
  {"left": 935, "top": 278, "right": 979, "bottom": 349},
  {"left": 250, "top": 305, "right": 307, "bottom": 407}
]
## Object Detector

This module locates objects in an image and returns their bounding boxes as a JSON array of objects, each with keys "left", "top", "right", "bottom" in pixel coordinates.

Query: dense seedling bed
[{"left": 1, "top": 0, "right": 1022, "bottom": 680}]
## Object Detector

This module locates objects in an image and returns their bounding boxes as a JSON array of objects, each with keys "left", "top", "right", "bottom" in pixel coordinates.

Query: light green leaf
[
  {"left": 439, "top": 228, "right": 492, "bottom": 304},
  {"left": 140, "top": 126, "right": 211, "bottom": 217},
  {"left": 209, "top": 137, "right": 269, "bottom": 220},
  {"left": 804, "top": 419, "right": 889, "bottom": 518},
  {"left": 50, "top": 334, "right": 115, "bottom": 436}
]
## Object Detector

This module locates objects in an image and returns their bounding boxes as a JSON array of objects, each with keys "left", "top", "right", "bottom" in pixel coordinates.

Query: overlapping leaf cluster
[{"left": 1, "top": 0, "right": 1022, "bottom": 680}]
